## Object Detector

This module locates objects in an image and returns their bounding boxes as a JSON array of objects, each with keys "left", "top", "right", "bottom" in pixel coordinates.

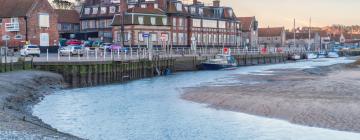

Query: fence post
[{"left": 46, "top": 48, "right": 49, "bottom": 61}]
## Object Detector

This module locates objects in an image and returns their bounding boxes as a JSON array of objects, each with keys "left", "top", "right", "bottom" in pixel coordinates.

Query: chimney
[
  {"left": 213, "top": 0, "right": 220, "bottom": 7},
  {"left": 193, "top": 0, "right": 197, "bottom": 5},
  {"left": 120, "top": 0, "right": 128, "bottom": 13},
  {"left": 158, "top": 0, "right": 168, "bottom": 11}
]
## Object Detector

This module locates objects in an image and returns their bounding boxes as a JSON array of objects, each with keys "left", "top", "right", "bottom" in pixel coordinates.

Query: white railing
[{"left": 5, "top": 22, "right": 20, "bottom": 32}]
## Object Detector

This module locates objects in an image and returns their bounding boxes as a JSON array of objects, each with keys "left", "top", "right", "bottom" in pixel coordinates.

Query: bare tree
[{"left": 52, "top": 0, "right": 74, "bottom": 9}]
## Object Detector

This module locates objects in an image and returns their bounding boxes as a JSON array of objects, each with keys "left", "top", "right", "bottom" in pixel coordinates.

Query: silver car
[{"left": 59, "top": 45, "right": 85, "bottom": 56}]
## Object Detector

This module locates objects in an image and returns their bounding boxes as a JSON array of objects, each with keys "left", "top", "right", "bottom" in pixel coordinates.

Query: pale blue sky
[{"left": 202, "top": 0, "right": 360, "bottom": 29}]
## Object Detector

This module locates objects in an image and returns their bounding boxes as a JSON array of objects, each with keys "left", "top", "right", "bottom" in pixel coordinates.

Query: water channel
[{"left": 33, "top": 58, "right": 360, "bottom": 140}]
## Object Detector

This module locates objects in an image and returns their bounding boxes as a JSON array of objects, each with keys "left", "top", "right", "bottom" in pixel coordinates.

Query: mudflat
[
  {"left": 0, "top": 71, "right": 81, "bottom": 139},
  {"left": 182, "top": 62, "right": 360, "bottom": 133}
]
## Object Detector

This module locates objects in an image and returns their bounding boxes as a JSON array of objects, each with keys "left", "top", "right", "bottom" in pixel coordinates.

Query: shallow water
[{"left": 33, "top": 58, "right": 360, "bottom": 140}]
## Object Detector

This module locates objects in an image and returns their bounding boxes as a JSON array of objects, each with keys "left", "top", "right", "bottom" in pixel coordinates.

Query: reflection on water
[{"left": 33, "top": 58, "right": 360, "bottom": 140}]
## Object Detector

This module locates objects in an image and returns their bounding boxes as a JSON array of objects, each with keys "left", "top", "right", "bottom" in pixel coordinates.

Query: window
[
  {"left": 39, "top": 13, "right": 49, "bottom": 27},
  {"left": 190, "top": 7, "right": 196, "bottom": 14},
  {"left": 141, "top": 4, "right": 146, "bottom": 8},
  {"left": 154, "top": 4, "right": 159, "bottom": 9},
  {"left": 101, "top": 7, "right": 107, "bottom": 14},
  {"left": 138, "top": 16, "right": 144, "bottom": 25},
  {"left": 84, "top": 8, "right": 90, "bottom": 14},
  {"left": 179, "top": 33, "right": 185, "bottom": 44},
  {"left": 173, "top": 33, "right": 177, "bottom": 43},
  {"left": 219, "top": 21, "right": 226, "bottom": 28},
  {"left": 151, "top": 33, "right": 157, "bottom": 42},
  {"left": 192, "top": 19, "right": 201, "bottom": 27},
  {"left": 109, "top": 6, "right": 116, "bottom": 13},
  {"left": 150, "top": 17, "right": 156, "bottom": 25},
  {"left": 172, "top": 18, "right": 176, "bottom": 26},
  {"left": 179, "top": 18, "right": 183, "bottom": 27},
  {"left": 125, "top": 32, "right": 131, "bottom": 41},
  {"left": 98, "top": 20, "right": 106, "bottom": 28},
  {"left": 176, "top": 3, "right": 182, "bottom": 11},
  {"left": 162, "top": 17, "right": 167, "bottom": 25},
  {"left": 228, "top": 9, "right": 233, "bottom": 17},
  {"left": 138, "top": 32, "right": 144, "bottom": 42},
  {"left": 92, "top": 7, "right": 98, "bottom": 14},
  {"left": 199, "top": 8, "right": 203, "bottom": 15}
]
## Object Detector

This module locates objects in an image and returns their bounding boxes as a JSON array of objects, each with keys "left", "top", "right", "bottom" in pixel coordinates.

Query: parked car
[
  {"left": 20, "top": 45, "right": 41, "bottom": 57},
  {"left": 59, "top": 45, "right": 85, "bottom": 56},
  {"left": 110, "top": 44, "right": 122, "bottom": 52},
  {"left": 66, "top": 39, "right": 82, "bottom": 46},
  {"left": 100, "top": 43, "right": 112, "bottom": 51}
]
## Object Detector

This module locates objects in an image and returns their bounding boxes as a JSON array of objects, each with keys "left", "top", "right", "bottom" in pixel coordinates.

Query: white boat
[
  {"left": 317, "top": 51, "right": 327, "bottom": 58},
  {"left": 305, "top": 53, "right": 317, "bottom": 59},
  {"left": 201, "top": 54, "right": 237, "bottom": 70},
  {"left": 327, "top": 51, "right": 339, "bottom": 58},
  {"left": 290, "top": 54, "right": 301, "bottom": 60}
]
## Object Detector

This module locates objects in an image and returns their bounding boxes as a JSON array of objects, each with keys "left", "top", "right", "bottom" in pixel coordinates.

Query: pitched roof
[
  {"left": 127, "top": 7, "right": 165, "bottom": 15},
  {"left": 258, "top": 27, "right": 284, "bottom": 37},
  {"left": 238, "top": 17, "right": 255, "bottom": 32},
  {"left": 0, "top": 0, "right": 38, "bottom": 18},
  {"left": 55, "top": 9, "right": 80, "bottom": 24}
]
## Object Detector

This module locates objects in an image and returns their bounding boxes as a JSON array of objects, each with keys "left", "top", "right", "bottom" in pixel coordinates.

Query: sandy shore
[
  {"left": 182, "top": 61, "right": 360, "bottom": 133},
  {"left": 0, "top": 71, "right": 82, "bottom": 139}
]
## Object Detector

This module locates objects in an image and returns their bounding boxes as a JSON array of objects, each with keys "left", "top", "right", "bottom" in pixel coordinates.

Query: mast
[
  {"left": 308, "top": 17, "right": 311, "bottom": 51},
  {"left": 293, "top": 18, "right": 296, "bottom": 48}
]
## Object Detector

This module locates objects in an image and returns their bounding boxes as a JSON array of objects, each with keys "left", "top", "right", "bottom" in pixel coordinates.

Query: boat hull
[{"left": 200, "top": 63, "right": 236, "bottom": 70}]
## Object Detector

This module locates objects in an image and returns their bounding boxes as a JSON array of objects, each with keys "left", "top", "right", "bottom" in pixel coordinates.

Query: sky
[{"left": 200, "top": 0, "right": 360, "bottom": 29}]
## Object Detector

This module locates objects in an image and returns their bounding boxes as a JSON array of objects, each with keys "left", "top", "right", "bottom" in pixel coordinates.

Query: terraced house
[
  {"left": 0, "top": 0, "right": 59, "bottom": 48},
  {"left": 80, "top": 0, "right": 240, "bottom": 48}
]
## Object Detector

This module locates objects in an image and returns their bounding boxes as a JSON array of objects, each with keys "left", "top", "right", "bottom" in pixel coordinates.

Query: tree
[{"left": 52, "top": 0, "right": 74, "bottom": 9}]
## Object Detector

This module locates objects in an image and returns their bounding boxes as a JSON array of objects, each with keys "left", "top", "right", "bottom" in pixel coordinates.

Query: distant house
[
  {"left": 112, "top": 7, "right": 171, "bottom": 47},
  {"left": 285, "top": 31, "right": 321, "bottom": 50},
  {"left": 237, "top": 16, "right": 258, "bottom": 48},
  {"left": 258, "top": 27, "right": 286, "bottom": 48},
  {"left": 55, "top": 9, "right": 80, "bottom": 39},
  {"left": 0, "top": 0, "right": 59, "bottom": 48}
]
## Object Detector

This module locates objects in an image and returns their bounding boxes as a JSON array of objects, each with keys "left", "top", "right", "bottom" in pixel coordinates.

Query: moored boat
[
  {"left": 290, "top": 54, "right": 301, "bottom": 60},
  {"left": 327, "top": 51, "right": 339, "bottom": 58},
  {"left": 305, "top": 53, "right": 317, "bottom": 59},
  {"left": 201, "top": 54, "right": 237, "bottom": 70},
  {"left": 317, "top": 51, "right": 327, "bottom": 58}
]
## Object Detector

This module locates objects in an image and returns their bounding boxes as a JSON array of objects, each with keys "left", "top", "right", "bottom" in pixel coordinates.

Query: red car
[{"left": 66, "top": 40, "right": 82, "bottom": 45}]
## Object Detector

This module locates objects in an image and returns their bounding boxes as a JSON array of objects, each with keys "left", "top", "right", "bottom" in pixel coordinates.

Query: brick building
[
  {"left": 82, "top": 0, "right": 240, "bottom": 48},
  {"left": 79, "top": 0, "right": 122, "bottom": 42},
  {"left": 238, "top": 16, "right": 258, "bottom": 48},
  {"left": 55, "top": 9, "right": 80, "bottom": 39},
  {"left": 258, "top": 27, "right": 286, "bottom": 48},
  {"left": 0, "top": 0, "right": 59, "bottom": 48}
]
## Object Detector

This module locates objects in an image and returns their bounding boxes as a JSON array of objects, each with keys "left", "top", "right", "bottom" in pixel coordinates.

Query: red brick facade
[{"left": 0, "top": 0, "right": 58, "bottom": 48}]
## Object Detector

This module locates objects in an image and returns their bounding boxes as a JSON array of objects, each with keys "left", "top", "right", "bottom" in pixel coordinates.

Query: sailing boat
[{"left": 305, "top": 18, "right": 317, "bottom": 59}]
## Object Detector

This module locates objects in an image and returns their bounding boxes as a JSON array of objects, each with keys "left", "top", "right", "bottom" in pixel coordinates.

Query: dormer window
[
  {"left": 138, "top": 16, "right": 144, "bottom": 25},
  {"left": 150, "top": 17, "right": 156, "bottom": 25},
  {"left": 84, "top": 8, "right": 90, "bottom": 14},
  {"left": 92, "top": 7, "right": 98, "bottom": 14},
  {"left": 141, "top": 4, "right": 146, "bottom": 8},
  {"left": 176, "top": 3, "right": 182, "bottom": 11},
  {"left": 101, "top": 7, "right": 107, "bottom": 14},
  {"left": 228, "top": 9, "right": 233, "bottom": 17},
  {"left": 162, "top": 17, "right": 167, "bottom": 25},
  {"left": 199, "top": 8, "right": 203, "bottom": 15},
  {"left": 190, "top": 7, "right": 196, "bottom": 14},
  {"left": 109, "top": 6, "right": 116, "bottom": 13}
]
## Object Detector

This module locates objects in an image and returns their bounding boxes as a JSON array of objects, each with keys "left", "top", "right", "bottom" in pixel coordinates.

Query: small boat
[
  {"left": 201, "top": 54, "right": 237, "bottom": 70},
  {"left": 327, "top": 51, "right": 339, "bottom": 58},
  {"left": 317, "top": 51, "right": 327, "bottom": 58},
  {"left": 290, "top": 54, "right": 301, "bottom": 60},
  {"left": 305, "top": 53, "right": 317, "bottom": 59}
]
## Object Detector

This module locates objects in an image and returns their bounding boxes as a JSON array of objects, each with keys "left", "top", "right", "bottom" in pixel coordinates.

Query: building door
[{"left": 40, "top": 33, "right": 49, "bottom": 46}]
